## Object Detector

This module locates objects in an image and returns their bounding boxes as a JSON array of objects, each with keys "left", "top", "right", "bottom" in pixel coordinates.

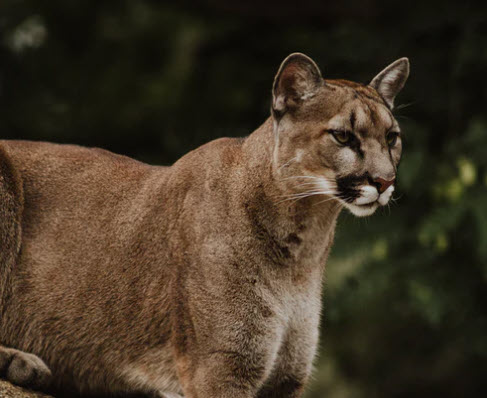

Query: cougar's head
[{"left": 271, "top": 53, "right": 409, "bottom": 217}]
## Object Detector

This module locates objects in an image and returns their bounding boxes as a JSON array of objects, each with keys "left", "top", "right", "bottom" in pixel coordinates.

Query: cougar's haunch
[{"left": 0, "top": 53, "right": 409, "bottom": 398}]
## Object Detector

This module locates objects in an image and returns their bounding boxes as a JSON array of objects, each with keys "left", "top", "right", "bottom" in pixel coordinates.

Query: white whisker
[
  {"left": 283, "top": 175, "right": 324, "bottom": 180},
  {"left": 278, "top": 156, "right": 298, "bottom": 171},
  {"left": 292, "top": 182, "right": 336, "bottom": 191},
  {"left": 312, "top": 196, "right": 339, "bottom": 206},
  {"left": 275, "top": 190, "right": 336, "bottom": 205}
]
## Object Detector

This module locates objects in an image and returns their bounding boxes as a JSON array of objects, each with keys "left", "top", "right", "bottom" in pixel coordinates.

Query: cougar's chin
[{"left": 343, "top": 201, "right": 379, "bottom": 217}]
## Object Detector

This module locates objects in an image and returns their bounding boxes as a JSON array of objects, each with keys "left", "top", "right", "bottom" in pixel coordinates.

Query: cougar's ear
[
  {"left": 272, "top": 53, "right": 322, "bottom": 118},
  {"left": 369, "top": 57, "right": 410, "bottom": 109}
]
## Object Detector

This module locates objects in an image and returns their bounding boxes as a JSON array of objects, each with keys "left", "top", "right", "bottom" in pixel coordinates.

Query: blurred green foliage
[{"left": 1, "top": 1, "right": 487, "bottom": 397}]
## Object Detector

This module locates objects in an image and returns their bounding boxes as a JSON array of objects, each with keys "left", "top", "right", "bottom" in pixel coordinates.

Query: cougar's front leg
[
  {"left": 256, "top": 325, "right": 318, "bottom": 398},
  {"left": 148, "top": 389, "right": 184, "bottom": 398},
  {"left": 255, "top": 353, "right": 309, "bottom": 398},
  {"left": 256, "top": 376, "right": 306, "bottom": 398},
  {"left": 0, "top": 345, "right": 52, "bottom": 390},
  {"left": 177, "top": 350, "right": 265, "bottom": 398},
  {"left": 173, "top": 291, "right": 282, "bottom": 398}
]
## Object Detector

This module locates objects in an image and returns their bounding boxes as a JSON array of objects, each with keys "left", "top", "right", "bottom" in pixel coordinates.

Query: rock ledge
[{"left": 0, "top": 380, "right": 53, "bottom": 398}]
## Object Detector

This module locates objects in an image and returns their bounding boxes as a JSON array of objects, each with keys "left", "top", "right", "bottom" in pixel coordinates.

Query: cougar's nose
[{"left": 370, "top": 177, "right": 395, "bottom": 194}]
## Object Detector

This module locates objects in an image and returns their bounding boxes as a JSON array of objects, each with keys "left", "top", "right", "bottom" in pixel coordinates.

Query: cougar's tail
[{"left": 0, "top": 144, "right": 23, "bottom": 317}]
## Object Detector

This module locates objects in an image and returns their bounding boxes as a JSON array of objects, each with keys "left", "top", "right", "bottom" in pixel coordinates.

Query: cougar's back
[{"left": 0, "top": 140, "right": 178, "bottom": 393}]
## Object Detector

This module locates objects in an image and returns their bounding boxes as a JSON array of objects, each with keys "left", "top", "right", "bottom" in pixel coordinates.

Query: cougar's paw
[{"left": 0, "top": 348, "right": 52, "bottom": 389}]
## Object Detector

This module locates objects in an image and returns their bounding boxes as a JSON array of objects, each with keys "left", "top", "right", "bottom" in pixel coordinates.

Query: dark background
[{"left": 1, "top": 1, "right": 487, "bottom": 397}]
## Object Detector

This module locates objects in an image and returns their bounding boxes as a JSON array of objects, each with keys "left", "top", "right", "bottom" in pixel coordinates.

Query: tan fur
[{"left": 0, "top": 53, "right": 408, "bottom": 397}]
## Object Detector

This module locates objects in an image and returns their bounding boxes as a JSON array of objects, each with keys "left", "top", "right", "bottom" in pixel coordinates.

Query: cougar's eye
[
  {"left": 387, "top": 131, "right": 399, "bottom": 147},
  {"left": 330, "top": 130, "right": 353, "bottom": 145}
]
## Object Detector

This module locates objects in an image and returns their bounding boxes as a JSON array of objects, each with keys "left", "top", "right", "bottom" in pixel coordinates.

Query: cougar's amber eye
[
  {"left": 386, "top": 131, "right": 399, "bottom": 147},
  {"left": 330, "top": 130, "right": 352, "bottom": 145}
]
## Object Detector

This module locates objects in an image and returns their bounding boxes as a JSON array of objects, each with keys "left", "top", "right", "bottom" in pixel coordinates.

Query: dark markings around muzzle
[{"left": 336, "top": 173, "right": 368, "bottom": 203}]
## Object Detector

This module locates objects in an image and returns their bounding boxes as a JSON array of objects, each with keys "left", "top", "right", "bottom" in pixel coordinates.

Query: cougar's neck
[{"left": 241, "top": 117, "right": 342, "bottom": 267}]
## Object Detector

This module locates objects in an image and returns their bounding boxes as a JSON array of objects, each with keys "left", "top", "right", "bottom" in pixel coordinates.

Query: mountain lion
[{"left": 0, "top": 53, "right": 409, "bottom": 397}]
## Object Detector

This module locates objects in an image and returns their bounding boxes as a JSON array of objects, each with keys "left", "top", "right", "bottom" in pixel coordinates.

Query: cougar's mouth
[
  {"left": 343, "top": 200, "right": 379, "bottom": 217},
  {"left": 354, "top": 184, "right": 395, "bottom": 207},
  {"left": 335, "top": 177, "right": 395, "bottom": 217},
  {"left": 288, "top": 175, "right": 394, "bottom": 217}
]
